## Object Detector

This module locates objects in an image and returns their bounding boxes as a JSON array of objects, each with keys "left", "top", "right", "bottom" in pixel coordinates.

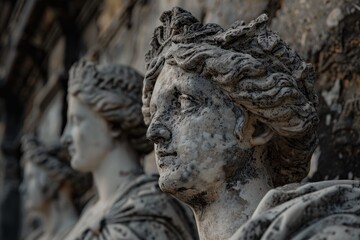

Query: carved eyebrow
[
  {"left": 178, "top": 89, "right": 208, "bottom": 105},
  {"left": 175, "top": 81, "right": 210, "bottom": 103}
]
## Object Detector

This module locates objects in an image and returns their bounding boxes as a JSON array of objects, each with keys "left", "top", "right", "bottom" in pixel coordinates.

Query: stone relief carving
[
  {"left": 20, "top": 135, "right": 87, "bottom": 240},
  {"left": 143, "top": 7, "right": 360, "bottom": 240},
  {"left": 61, "top": 60, "right": 198, "bottom": 239}
]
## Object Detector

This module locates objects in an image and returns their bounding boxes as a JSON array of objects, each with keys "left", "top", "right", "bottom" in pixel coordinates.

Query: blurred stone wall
[{"left": 95, "top": 0, "right": 272, "bottom": 73}]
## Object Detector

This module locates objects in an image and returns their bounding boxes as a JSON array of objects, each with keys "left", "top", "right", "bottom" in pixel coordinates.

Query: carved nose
[
  {"left": 146, "top": 122, "right": 172, "bottom": 144},
  {"left": 60, "top": 125, "right": 72, "bottom": 147}
]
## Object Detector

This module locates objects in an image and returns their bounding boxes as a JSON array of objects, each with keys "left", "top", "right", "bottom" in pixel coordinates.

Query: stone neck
[
  {"left": 193, "top": 146, "right": 273, "bottom": 240},
  {"left": 92, "top": 140, "right": 142, "bottom": 203}
]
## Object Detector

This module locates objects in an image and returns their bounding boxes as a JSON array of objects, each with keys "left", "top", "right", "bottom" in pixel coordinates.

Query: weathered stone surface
[
  {"left": 231, "top": 180, "right": 360, "bottom": 240},
  {"left": 144, "top": 7, "right": 360, "bottom": 239},
  {"left": 271, "top": 0, "right": 350, "bottom": 60},
  {"left": 61, "top": 60, "right": 198, "bottom": 240},
  {"left": 202, "top": 0, "right": 269, "bottom": 27}
]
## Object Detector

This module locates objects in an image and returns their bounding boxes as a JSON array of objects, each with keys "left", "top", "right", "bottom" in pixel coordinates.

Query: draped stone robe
[
  {"left": 231, "top": 180, "right": 360, "bottom": 240},
  {"left": 64, "top": 174, "right": 198, "bottom": 240}
]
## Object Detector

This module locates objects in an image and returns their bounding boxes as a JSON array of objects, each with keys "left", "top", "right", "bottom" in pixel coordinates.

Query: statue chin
[
  {"left": 158, "top": 174, "right": 193, "bottom": 199},
  {"left": 70, "top": 157, "right": 90, "bottom": 173}
]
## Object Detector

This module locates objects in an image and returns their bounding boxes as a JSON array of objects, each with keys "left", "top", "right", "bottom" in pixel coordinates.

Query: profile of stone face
[
  {"left": 144, "top": 7, "right": 360, "bottom": 240},
  {"left": 20, "top": 134, "right": 85, "bottom": 240},
  {"left": 61, "top": 60, "right": 198, "bottom": 240}
]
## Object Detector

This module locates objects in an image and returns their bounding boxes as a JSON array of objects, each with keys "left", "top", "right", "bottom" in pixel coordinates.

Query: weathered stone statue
[
  {"left": 143, "top": 7, "right": 360, "bottom": 240},
  {"left": 61, "top": 60, "right": 198, "bottom": 239},
  {"left": 21, "top": 135, "right": 84, "bottom": 240}
]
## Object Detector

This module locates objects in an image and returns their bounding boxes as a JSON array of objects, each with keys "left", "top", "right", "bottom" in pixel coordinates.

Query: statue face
[
  {"left": 21, "top": 162, "right": 48, "bottom": 211},
  {"left": 147, "top": 64, "right": 247, "bottom": 201},
  {"left": 62, "top": 95, "right": 114, "bottom": 172}
]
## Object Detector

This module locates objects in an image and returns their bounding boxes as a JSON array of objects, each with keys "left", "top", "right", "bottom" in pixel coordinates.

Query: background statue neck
[{"left": 92, "top": 140, "right": 142, "bottom": 203}]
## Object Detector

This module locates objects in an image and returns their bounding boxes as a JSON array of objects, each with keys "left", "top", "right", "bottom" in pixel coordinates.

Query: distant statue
[
  {"left": 20, "top": 135, "right": 87, "bottom": 240},
  {"left": 61, "top": 60, "right": 198, "bottom": 239},
  {"left": 143, "top": 7, "right": 360, "bottom": 240}
]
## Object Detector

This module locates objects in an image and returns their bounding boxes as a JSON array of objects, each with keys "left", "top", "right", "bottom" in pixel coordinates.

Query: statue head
[
  {"left": 62, "top": 60, "right": 153, "bottom": 172},
  {"left": 143, "top": 8, "right": 319, "bottom": 201},
  {"left": 20, "top": 135, "right": 82, "bottom": 212}
]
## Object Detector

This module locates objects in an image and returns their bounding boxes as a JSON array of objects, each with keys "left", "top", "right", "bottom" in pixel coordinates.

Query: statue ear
[
  {"left": 234, "top": 109, "right": 274, "bottom": 147},
  {"left": 108, "top": 122, "right": 123, "bottom": 138},
  {"left": 249, "top": 120, "right": 274, "bottom": 146}
]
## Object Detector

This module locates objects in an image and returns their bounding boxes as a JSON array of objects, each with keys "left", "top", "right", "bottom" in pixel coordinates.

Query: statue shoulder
[
  {"left": 231, "top": 180, "right": 360, "bottom": 240},
  {"left": 105, "top": 173, "right": 198, "bottom": 240}
]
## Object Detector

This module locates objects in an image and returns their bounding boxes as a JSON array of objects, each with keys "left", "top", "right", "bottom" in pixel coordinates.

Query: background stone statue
[
  {"left": 143, "top": 7, "right": 360, "bottom": 240},
  {"left": 20, "top": 135, "right": 86, "bottom": 240},
  {"left": 61, "top": 60, "right": 198, "bottom": 239}
]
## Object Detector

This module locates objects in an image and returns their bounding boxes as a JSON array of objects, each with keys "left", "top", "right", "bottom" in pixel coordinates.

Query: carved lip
[
  {"left": 156, "top": 151, "right": 178, "bottom": 169},
  {"left": 68, "top": 145, "right": 76, "bottom": 156},
  {"left": 156, "top": 150, "right": 177, "bottom": 158}
]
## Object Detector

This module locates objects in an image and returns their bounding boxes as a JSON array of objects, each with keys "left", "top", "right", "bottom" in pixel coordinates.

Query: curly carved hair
[
  {"left": 69, "top": 60, "right": 153, "bottom": 156},
  {"left": 21, "top": 135, "right": 89, "bottom": 199},
  {"left": 143, "top": 7, "right": 319, "bottom": 186}
]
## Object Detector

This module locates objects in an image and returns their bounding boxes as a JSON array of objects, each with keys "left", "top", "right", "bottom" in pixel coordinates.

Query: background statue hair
[
  {"left": 69, "top": 60, "right": 153, "bottom": 156},
  {"left": 21, "top": 134, "right": 89, "bottom": 199},
  {"left": 143, "top": 7, "right": 319, "bottom": 186}
]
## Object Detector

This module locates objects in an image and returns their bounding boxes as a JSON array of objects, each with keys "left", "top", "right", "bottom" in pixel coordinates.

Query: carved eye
[
  {"left": 71, "top": 115, "right": 81, "bottom": 125},
  {"left": 179, "top": 94, "right": 198, "bottom": 113}
]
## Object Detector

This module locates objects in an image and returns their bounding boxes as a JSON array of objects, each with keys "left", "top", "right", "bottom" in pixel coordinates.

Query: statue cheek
[{"left": 178, "top": 137, "right": 200, "bottom": 163}]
